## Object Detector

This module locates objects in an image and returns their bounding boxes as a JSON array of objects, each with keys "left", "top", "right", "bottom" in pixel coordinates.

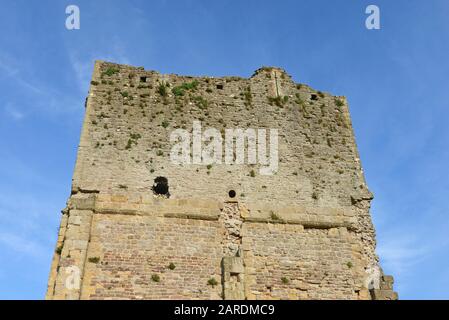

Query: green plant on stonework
[
  {"left": 206, "top": 164, "right": 212, "bottom": 170},
  {"left": 130, "top": 133, "right": 141, "bottom": 140},
  {"left": 168, "top": 263, "right": 176, "bottom": 270},
  {"left": 126, "top": 133, "right": 141, "bottom": 150},
  {"left": 172, "top": 80, "right": 199, "bottom": 96},
  {"left": 249, "top": 170, "right": 256, "bottom": 177},
  {"left": 121, "top": 91, "right": 129, "bottom": 98},
  {"left": 118, "top": 184, "right": 128, "bottom": 189},
  {"left": 157, "top": 83, "right": 168, "bottom": 97},
  {"left": 102, "top": 67, "right": 119, "bottom": 77},
  {"left": 295, "top": 95, "right": 310, "bottom": 116},
  {"left": 98, "top": 112, "right": 109, "bottom": 119},
  {"left": 270, "top": 211, "right": 281, "bottom": 221},
  {"left": 151, "top": 274, "right": 161, "bottom": 282},
  {"left": 161, "top": 120, "right": 169, "bottom": 128},
  {"left": 180, "top": 80, "right": 199, "bottom": 91},
  {"left": 312, "top": 191, "right": 318, "bottom": 200},
  {"left": 259, "top": 66, "right": 274, "bottom": 73},
  {"left": 335, "top": 98, "right": 345, "bottom": 107},
  {"left": 171, "top": 86, "right": 185, "bottom": 97},
  {"left": 88, "top": 257, "right": 100, "bottom": 263},
  {"left": 207, "top": 278, "right": 218, "bottom": 287},
  {"left": 243, "top": 86, "right": 252, "bottom": 107},
  {"left": 281, "top": 277, "right": 289, "bottom": 284},
  {"left": 55, "top": 246, "right": 62, "bottom": 255},
  {"left": 267, "top": 96, "right": 285, "bottom": 107},
  {"left": 125, "top": 139, "right": 133, "bottom": 150},
  {"left": 347, "top": 262, "right": 353, "bottom": 269},
  {"left": 193, "top": 95, "right": 208, "bottom": 109},
  {"left": 295, "top": 94, "right": 305, "bottom": 105}
]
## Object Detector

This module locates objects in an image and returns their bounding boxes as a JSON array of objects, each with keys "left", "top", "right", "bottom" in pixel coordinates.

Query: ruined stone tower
[{"left": 46, "top": 61, "right": 397, "bottom": 300}]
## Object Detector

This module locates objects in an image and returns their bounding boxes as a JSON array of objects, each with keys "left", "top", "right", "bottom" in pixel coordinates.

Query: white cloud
[
  {"left": 0, "top": 232, "right": 48, "bottom": 259},
  {"left": 68, "top": 38, "right": 131, "bottom": 93},
  {"left": 4, "top": 103, "right": 25, "bottom": 120},
  {"left": 0, "top": 50, "right": 82, "bottom": 118},
  {"left": 377, "top": 214, "right": 449, "bottom": 284},
  {"left": 377, "top": 237, "right": 430, "bottom": 276},
  {"left": 0, "top": 52, "right": 44, "bottom": 95}
]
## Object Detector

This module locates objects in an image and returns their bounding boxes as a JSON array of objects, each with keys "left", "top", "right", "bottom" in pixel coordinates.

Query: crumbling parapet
[{"left": 370, "top": 275, "right": 398, "bottom": 300}]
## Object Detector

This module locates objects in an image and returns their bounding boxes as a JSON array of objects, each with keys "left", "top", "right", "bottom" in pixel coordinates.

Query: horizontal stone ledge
[
  {"left": 94, "top": 208, "right": 140, "bottom": 216},
  {"left": 242, "top": 216, "right": 355, "bottom": 230},
  {"left": 95, "top": 194, "right": 223, "bottom": 209},
  {"left": 244, "top": 203, "right": 356, "bottom": 218},
  {"left": 163, "top": 212, "right": 219, "bottom": 221},
  {"left": 93, "top": 208, "right": 353, "bottom": 230},
  {"left": 93, "top": 207, "right": 220, "bottom": 220},
  {"left": 93, "top": 201, "right": 222, "bottom": 215}
]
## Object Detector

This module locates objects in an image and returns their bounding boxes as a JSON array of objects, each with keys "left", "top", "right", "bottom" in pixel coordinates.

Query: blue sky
[{"left": 0, "top": 0, "right": 448, "bottom": 299}]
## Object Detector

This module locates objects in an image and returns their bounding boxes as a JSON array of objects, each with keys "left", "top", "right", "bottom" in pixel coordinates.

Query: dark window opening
[
  {"left": 152, "top": 176, "right": 170, "bottom": 197},
  {"left": 311, "top": 94, "right": 318, "bottom": 100},
  {"left": 228, "top": 190, "right": 236, "bottom": 198},
  {"left": 140, "top": 76, "right": 147, "bottom": 83},
  {"left": 216, "top": 84, "right": 224, "bottom": 90}
]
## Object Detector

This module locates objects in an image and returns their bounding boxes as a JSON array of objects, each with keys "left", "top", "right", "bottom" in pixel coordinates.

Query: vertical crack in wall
[
  {"left": 219, "top": 202, "right": 245, "bottom": 299},
  {"left": 274, "top": 71, "right": 280, "bottom": 97}
]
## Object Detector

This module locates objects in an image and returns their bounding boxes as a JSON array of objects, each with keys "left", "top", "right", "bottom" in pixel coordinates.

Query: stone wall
[{"left": 46, "top": 61, "right": 397, "bottom": 300}]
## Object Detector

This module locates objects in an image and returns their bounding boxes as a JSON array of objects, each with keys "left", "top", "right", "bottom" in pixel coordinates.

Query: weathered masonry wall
[{"left": 46, "top": 61, "right": 397, "bottom": 300}]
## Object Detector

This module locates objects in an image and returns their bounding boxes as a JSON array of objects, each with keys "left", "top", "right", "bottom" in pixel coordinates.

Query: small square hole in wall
[
  {"left": 140, "top": 76, "right": 147, "bottom": 83},
  {"left": 152, "top": 176, "right": 170, "bottom": 198},
  {"left": 216, "top": 84, "right": 224, "bottom": 90}
]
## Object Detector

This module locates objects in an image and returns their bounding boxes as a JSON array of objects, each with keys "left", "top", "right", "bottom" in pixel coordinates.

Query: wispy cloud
[
  {"left": 0, "top": 52, "right": 44, "bottom": 95},
  {"left": 0, "top": 50, "right": 83, "bottom": 118},
  {"left": 4, "top": 103, "right": 25, "bottom": 120},
  {"left": 0, "top": 232, "right": 48, "bottom": 259},
  {"left": 68, "top": 38, "right": 131, "bottom": 93},
  {"left": 378, "top": 236, "right": 431, "bottom": 276},
  {"left": 376, "top": 210, "right": 449, "bottom": 297}
]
